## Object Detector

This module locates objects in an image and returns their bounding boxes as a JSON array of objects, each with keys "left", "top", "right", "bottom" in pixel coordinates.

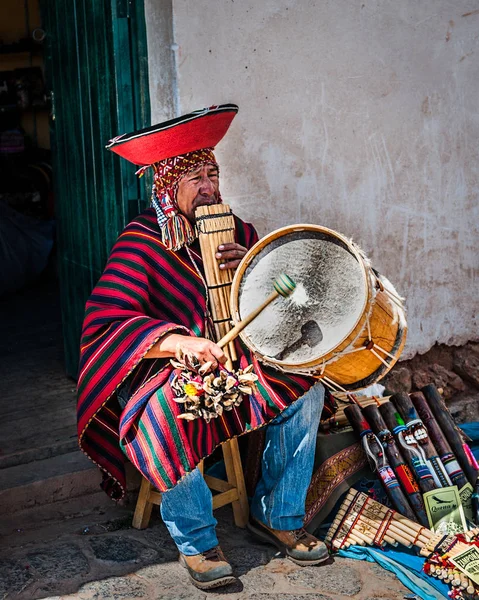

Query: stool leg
[
  {"left": 132, "top": 477, "right": 155, "bottom": 529},
  {"left": 222, "top": 438, "right": 249, "bottom": 528}
]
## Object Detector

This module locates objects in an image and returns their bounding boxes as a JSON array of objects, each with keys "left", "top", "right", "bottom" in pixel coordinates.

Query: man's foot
[
  {"left": 247, "top": 518, "right": 329, "bottom": 566},
  {"left": 179, "top": 546, "right": 237, "bottom": 589}
]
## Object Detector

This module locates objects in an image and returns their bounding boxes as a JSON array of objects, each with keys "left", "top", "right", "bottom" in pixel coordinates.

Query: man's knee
[
  {"left": 271, "top": 383, "right": 324, "bottom": 426},
  {"left": 298, "top": 383, "right": 324, "bottom": 426}
]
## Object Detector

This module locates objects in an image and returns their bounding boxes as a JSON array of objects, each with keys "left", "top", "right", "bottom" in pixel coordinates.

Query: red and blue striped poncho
[{"left": 77, "top": 208, "right": 316, "bottom": 499}]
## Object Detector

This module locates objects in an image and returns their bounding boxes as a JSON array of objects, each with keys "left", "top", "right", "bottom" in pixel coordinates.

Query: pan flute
[
  {"left": 326, "top": 489, "right": 479, "bottom": 598},
  {"left": 195, "top": 203, "right": 237, "bottom": 367},
  {"left": 324, "top": 384, "right": 477, "bottom": 523}
]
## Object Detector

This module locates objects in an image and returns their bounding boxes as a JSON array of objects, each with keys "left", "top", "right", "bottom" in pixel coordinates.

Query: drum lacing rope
[
  {"left": 378, "top": 281, "right": 405, "bottom": 310},
  {"left": 316, "top": 362, "right": 349, "bottom": 393},
  {"left": 328, "top": 312, "right": 396, "bottom": 369},
  {"left": 365, "top": 313, "right": 398, "bottom": 367},
  {"left": 321, "top": 376, "right": 348, "bottom": 393},
  {"left": 323, "top": 280, "right": 398, "bottom": 371}
]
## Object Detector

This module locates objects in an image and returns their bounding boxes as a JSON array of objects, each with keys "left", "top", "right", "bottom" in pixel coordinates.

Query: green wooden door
[{"left": 41, "top": 0, "right": 151, "bottom": 377}]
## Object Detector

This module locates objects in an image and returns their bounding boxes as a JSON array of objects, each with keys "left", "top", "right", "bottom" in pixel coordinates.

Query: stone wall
[{"left": 383, "top": 341, "right": 479, "bottom": 423}]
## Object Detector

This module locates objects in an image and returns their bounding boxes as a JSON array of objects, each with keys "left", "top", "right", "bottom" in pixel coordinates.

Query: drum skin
[{"left": 230, "top": 224, "right": 407, "bottom": 391}]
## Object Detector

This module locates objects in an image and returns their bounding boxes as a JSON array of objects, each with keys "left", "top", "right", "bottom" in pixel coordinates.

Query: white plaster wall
[{"left": 146, "top": 0, "right": 479, "bottom": 358}]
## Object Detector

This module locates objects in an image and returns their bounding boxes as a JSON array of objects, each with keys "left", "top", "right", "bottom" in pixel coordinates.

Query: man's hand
[
  {"left": 215, "top": 242, "right": 247, "bottom": 270},
  {"left": 145, "top": 333, "right": 226, "bottom": 371}
]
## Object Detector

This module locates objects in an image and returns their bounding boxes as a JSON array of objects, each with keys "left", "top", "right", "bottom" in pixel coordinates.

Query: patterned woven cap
[{"left": 106, "top": 104, "right": 238, "bottom": 167}]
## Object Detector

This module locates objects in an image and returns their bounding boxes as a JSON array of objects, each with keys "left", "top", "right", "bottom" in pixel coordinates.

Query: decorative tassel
[{"left": 161, "top": 213, "right": 196, "bottom": 251}]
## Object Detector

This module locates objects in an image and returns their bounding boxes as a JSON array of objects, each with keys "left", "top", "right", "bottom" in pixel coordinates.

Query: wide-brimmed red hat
[{"left": 106, "top": 104, "right": 238, "bottom": 167}]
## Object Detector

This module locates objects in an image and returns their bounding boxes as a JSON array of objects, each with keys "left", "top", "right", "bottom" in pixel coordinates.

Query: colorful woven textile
[{"left": 77, "top": 208, "right": 316, "bottom": 499}]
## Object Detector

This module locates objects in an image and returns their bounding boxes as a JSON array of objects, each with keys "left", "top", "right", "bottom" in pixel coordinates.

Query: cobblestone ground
[{"left": 0, "top": 508, "right": 414, "bottom": 600}]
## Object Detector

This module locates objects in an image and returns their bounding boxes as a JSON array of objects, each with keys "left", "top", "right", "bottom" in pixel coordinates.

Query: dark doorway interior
[
  {"left": 0, "top": 0, "right": 86, "bottom": 515},
  {"left": 0, "top": 0, "right": 151, "bottom": 517},
  {"left": 0, "top": 266, "right": 77, "bottom": 472}
]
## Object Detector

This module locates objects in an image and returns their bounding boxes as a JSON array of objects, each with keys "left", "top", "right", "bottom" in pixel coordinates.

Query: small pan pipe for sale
[
  {"left": 326, "top": 489, "right": 479, "bottom": 598},
  {"left": 325, "top": 489, "right": 432, "bottom": 551}
]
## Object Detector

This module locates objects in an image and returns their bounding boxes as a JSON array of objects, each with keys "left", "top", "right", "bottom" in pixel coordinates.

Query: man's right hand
[{"left": 144, "top": 333, "right": 226, "bottom": 371}]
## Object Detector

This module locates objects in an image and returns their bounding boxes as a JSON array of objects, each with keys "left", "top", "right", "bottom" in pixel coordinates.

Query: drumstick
[{"left": 218, "top": 274, "right": 296, "bottom": 349}]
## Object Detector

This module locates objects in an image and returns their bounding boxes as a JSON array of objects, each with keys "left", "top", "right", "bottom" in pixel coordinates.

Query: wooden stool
[{"left": 132, "top": 437, "right": 249, "bottom": 529}]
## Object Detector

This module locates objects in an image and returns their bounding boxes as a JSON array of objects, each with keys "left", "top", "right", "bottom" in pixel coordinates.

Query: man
[{"left": 77, "top": 104, "right": 328, "bottom": 590}]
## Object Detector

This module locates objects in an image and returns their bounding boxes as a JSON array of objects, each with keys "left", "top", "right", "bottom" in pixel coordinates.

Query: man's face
[{"left": 176, "top": 163, "right": 220, "bottom": 222}]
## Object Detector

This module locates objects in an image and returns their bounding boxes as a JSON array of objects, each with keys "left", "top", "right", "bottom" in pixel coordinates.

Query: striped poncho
[{"left": 77, "top": 208, "right": 316, "bottom": 499}]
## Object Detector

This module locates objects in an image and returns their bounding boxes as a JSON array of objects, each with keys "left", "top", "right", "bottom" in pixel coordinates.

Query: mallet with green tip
[{"left": 218, "top": 274, "right": 296, "bottom": 349}]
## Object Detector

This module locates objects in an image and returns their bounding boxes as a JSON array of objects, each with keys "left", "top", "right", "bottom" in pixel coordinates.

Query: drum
[{"left": 230, "top": 224, "right": 407, "bottom": 391}]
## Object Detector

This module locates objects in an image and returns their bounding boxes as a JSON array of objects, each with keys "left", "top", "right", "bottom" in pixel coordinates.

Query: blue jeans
[{"left": 160, "top": 383, "right": 324, "bottom": 555}]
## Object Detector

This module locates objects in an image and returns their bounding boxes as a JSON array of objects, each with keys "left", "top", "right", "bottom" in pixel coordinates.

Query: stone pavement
[{"left": 0, "top": 504, "right": 414, "bottom": 600}]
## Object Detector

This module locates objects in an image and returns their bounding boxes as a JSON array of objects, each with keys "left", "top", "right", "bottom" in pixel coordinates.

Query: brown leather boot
[
  {"left": 179, "top": 546, "right": 236, "bottom": 589},
  {"left": 247, "top": 518, "right": 329, "bottom": 565}
]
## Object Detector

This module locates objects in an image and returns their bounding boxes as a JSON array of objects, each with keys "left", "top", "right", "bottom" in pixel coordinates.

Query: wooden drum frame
[{"left": 230, "top": 224, "right": 407, "bottom": 392}]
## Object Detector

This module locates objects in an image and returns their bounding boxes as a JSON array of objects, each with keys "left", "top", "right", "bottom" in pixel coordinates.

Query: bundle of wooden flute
[
  {"left": 326, "top": 489, "right": 479, "bottom": 599},
  {"left": 330, "top": 383, "right": 478, "bottom": 528},
  {"left": 195, "top": 204, "right": 237, "bottom": 366}
]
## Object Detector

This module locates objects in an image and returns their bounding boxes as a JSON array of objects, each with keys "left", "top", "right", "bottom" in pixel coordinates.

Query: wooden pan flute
[
  {"left": 326, "top": 489, "right": 479, "bottom": 598},
  {"left": 196, "top": 204, "right": 237, "bottom": 367}
]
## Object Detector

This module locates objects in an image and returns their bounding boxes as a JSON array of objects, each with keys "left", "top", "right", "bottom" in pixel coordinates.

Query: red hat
[{"left": 106, "top": 104, "right": 238, "bottom": 167}]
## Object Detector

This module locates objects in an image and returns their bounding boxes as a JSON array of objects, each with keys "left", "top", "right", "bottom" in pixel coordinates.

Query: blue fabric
[
  {"left": 338, "top": 546, "right": 448, "bottom": 599},
  {"left": 160, "top": 383, "right": 325, "bottom": 554},
  {"left": 251, "top": 383, "right": 324, "bottom": 530},
  {"left": 334, "top": 422, "right": 479, "bottom": 600},
  {"left": 160, "top": 467, "right": 219, "bottom": 555}
]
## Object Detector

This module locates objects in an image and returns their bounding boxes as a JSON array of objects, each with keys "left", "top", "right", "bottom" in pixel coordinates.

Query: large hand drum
[{"left": 230, "top": 225, "right": 407, "bottom": 391}]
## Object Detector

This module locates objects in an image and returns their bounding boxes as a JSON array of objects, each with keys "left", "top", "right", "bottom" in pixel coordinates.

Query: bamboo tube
[
  {"left": 343, "top": 525, "right": 375, "bottom": 545},
  {"left": 344, "top": 491, "right": 431, "bottom": 547},
  {"left": 335, "top": 507, "right": 381, "bottom": 543},
  {"left": 392, "top": 511, "right": 432, "bottom": 535},
  {"left": 389, "top": 516, "right": 430, "bottom": 540},
  {"left": 390, "top": 519, "right": 430, "bottom": 545},
  {"left": 336, "top": 507, "right": 397, "bottom": 546},
  {"left": 327, "top": 512, "right": 367, "bottom": 547},
  {"left": 342, "top": 492, "right": 413, "bottom": 546},
  {"left": 452, "top": 571, "right": 461, "bottom": 586},
  {"left": 332, "top": 531, "right": 366, "bottom": 547}
]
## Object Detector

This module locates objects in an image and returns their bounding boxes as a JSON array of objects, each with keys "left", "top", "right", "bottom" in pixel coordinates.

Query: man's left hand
[{"left": 216, "top": 243, "right": 247, "bottom": 270}]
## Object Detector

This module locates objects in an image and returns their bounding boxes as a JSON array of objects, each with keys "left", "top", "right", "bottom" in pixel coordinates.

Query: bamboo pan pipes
[
  {"left": 326, "top": 489, "right": 479, "bottom": 599},
  {"left": 196, "top": 204, "right": 238, "bottom": 369}
]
